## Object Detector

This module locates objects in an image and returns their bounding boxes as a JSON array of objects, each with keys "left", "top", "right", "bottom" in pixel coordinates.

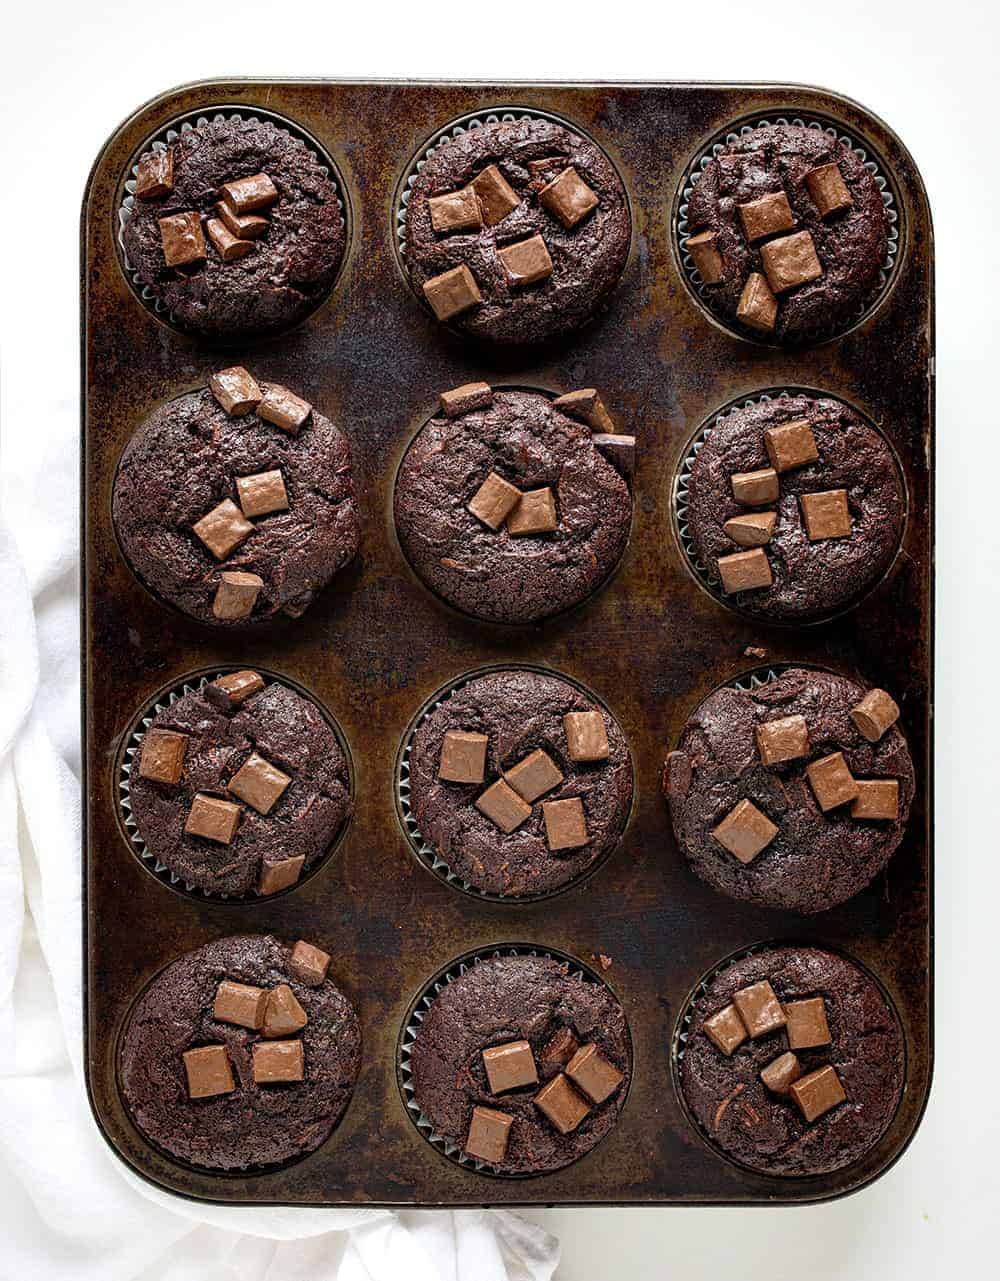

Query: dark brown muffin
[
  {"left": 407, "top": 669, "right": 633, "bottom": 897},
  {"left": 403, "top": 117, "right": 630, "bottom": 343},
  {"left": 120, "top": 934, "right": 360, "bottom": 1170},
  {"left": 679, "top": 946, "right": 903, "bottom": 1176},
  {"left": 408, "top": 953, "right": 631, "bottom": 1175},
  {"left": 662, "top": 668, "right": 914, "bottom": 914}
]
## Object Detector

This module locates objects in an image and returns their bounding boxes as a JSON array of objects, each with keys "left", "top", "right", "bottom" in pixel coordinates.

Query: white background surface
[{"left": 2, "top": 1, "right": 998, "bottom": 1276}]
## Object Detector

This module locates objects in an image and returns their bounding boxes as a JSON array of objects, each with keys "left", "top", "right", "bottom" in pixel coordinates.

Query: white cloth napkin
[{"left": 0, "top": 404, "right": 559, "bottom": 1281}]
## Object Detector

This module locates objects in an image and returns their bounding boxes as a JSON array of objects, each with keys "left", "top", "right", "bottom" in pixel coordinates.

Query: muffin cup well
[
  {"left": 397, "top": 943, "right": 633, "bottom": 1178},
  {"left": 394, "top": 663, "right": 634, "bottom": 904},
  {"left": 116, "top": 667, "right": 354, "bottom": 902},
  {"left": 674, "top": 112, "right": 900, "bottom": 346}
]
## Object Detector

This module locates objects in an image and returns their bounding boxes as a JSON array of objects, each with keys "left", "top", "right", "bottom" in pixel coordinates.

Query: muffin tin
[{"left": 82, "top": 81, "right": 933, "bottom": 1207}]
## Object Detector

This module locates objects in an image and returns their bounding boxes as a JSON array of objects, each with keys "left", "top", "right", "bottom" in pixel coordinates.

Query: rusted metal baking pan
[{"left": 82, "top": 79, "right": 933, "bottom": 1207}]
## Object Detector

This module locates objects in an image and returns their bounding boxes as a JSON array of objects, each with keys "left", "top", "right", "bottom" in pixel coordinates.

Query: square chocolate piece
[
  {"left": 542, "top": 797, "right": 589, "bottom": 852},
  {"left": 237, "top": 469, "right": 289, "bottom": 518},
  {"left": 289, "top": 940, "right": 331, "bottom": 987},
  {"left": 194, "top": 499, "right": 254, "bottom": 561},
  {"left": 711, "top": 799, "right": 778, "bottom": 864},
  {"left": 563, "top": 710, "right": 610, "bottom": 762},
  {"left": 686, "top": 230, "right": 725, "bottom": 284},
  {"left": 736, "top": 272, "right": 778, "bottom": 332},
  {"left": 703, "top": 1004, "right": 748, "bottom": 1056},
  {"left": 756, "top": 714, "right": 810, "bottom": 766},
  {"left": 262, "top": 984, "right": 308, "bottom": 1038},
  {"left": 134, "top": 148, "right": 174, "bottom": 200},
  {"left": 507, "top": 487, "right": 557, "bottom": 536},
  {"left": 422, "top": 264, "right": 482, "bottom": 321},
  {"left": 228, "top": 752, "right": 292, "bottom": 815},
  {"left": 533, "top": 1074, "right": 591, "bottom": 1134},
  {"left": 215, "top": 201, "right": 269, "bottom": 240},
  {"left": 594, "top": 434, "right": 635, "bottom": 478},
  {"left": 429, "top": 186, "right": 483, "bottom": 235},
  {"left": 737, "top": 190, "right": 796, "bottom": 243},
  {"left": 850, "top": 688, "right": 900, "bottom": 742},
  {"left": 209, "top": 366, "right": 262, "bottom": 416},
  {"left": 505, "top": 748, "right": 563, "bottom": 803},
  {"left": 807, "top": 751, "right": 859, "bottom": 811},
  {"left": 482, "top": 1040, "right": 539, "bottom": 1093},
  {"left": 760, "top": 1051, "right": 803, "bottom": 1095},
  {"left": 468, "top": 471, "right": 522, "bottom": 530},
  {"left": 213, "top": 980, "right": 268, "bottom": 1030},
  {"left": 790, "top": 1065, "right": 846, "bottom": 1122},
  {"left": 498, "top": 234, "right": 553, "bottom": 287},
  {"left": 717, "top": 548, "right": 773, "bottom": 594},
  {"left": 805, "top": 163, "right": 853, "bottom": 218},
  {"left": 212, "top": 572, "right": 264, "bottom": 621},
  {"left": 220, "top": 172, "right": 279, "bottom": 213},
  {"left": 258, "top": 384, "right": 312, "bottom": 435},
  {"left": 539, "top": 1027, "right": 580, "bottom": 1071},
  {"left": 438, "top": 730, "right": 489, "bottom": 785},
  {"left": 551, "top": 388, "right": 616, "bottom": 433},
  {"left": 471, "top": 165, "right": 520, "bottom": 227},
  {"left": 476, "top": 779, "right": 532, "bottom": 834},
  {"left": 440, "top": 382, "right": 493, "bottom": 417},
  {"left": 784, "top": 997, "right": 832, "bottom": 1050},
  {"left": 205, "top": 217, "right": 255, "bottom": 263},
  {"left": 538, "top": 166, "right": 599, "bottom": 229},
  {"left": 851, "top": 779, "right": 899, "bottom": 820},
  {"left": 158, "top": 211, "right": 206, "bottom": 267},
  {"left": 185, "top": 794, "right": 241, "bottom": 845},
  {"left": 732, "top": 981, "right": 787, "bottom": 1038},
  {"left": 764, "top": 419, "right": 819, "bottom": 473},
  {"left": 800, "top": 489, "right": 852, "bottom": 541},
  {"left": 210, "top": 670, "right": 265, "bottom": 708},
  {"left": 138, "top": 728, "right": 188, "bottom": 785},
  {"left": 183, "top": 1045, "right": 235, "bottom": 1099},
  {"left": 258, "top": 855, "right": 305, "bottom": 895},
  {"left": 252, "top": 1039, "right": 305, "bottom": 1084},
  {"left": 465, "top": 1106, "right": 514, "bottom": 1163},
  {"left": 731, "top": 467, "right": 779, "bottom": 506},
  {"left": 723, "top": 511, "right": 777, "bottom": 548},
  {"left": 565, "top": 1044, "right": 623, "bottom": 1104},
  {"left": 760, "top": 231, "right": 823, "bottom": 294}
]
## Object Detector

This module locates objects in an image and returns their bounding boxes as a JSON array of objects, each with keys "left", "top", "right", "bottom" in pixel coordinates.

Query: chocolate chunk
[
  {"left": 527, "top": 158, "right": 563, "bottom": 179},
  {"left": 476, "top": 779, "right": 532, "bottom": 834},
  {"left": 784, "top": 997, "right": 832, "bottom": 1050},
  {"left": 208, "top": 670, "right": 264, "bottom": 709},
  {"left": 542, "top": 797, "right": 589, "bottom": 852},
  {"left": 209, "top": 366, "right": 262, "bottom": 417},
  {"left": 686, "top": 230, "right": 724, "bottom": 284},
  {"left": 134, "top": 149, "right": 174, "bottom": 200},
  {"left": 703, "top": 1004, "right": 748, "bottom": 1056},
  {"left": 507, "top": 487, "right": 557, "bottom": 536},
  {"left": 712, "top": 798, "right": 778, "bottom": 864},
  {"left": 262, "top": 984, "right": 308, "bottom": 1038},
  {"left": 220, "top": 173, "right": 279, "bottom": 213},
  {"left": 755, "top": 714, "right": 809, "bottom": 766},
  {"left": 258, "top": 855, "right": 305, "bottom": 895},
  {"left": 732, "top": 981, "right": 786, "bottom": 1038},
  {"left": 805, "top": 163, "right": 853, "bottom": 218},
  {"left": 183, "top": 1045, "right": 235, "bottom": 1099},
  {"left": 288, "top": 940, "right": 331, "bottom": 987},
  {"left": 205, "top": 217, "right": 255, "bottom": 263},
  {"left": 539, "top": 1027, "right": 579, "bottom": 1071},
  {"left": 440, "top": 382, "right": 493, "bottom": 417},
  {"left": 498, "top": 234, "right": 553, "bottom": 287},
  {"left": 807, "top": 751, "right": 859, "bottom": 811},
  {"left": 158, "top": 212, "right": 205, "bottom": 267},
  {"left": 851, "top": 779, "right": 899, "bottom": 820},
  {"left": 737, "top": 190, "right": 795, "bottom": 242},
  {"left": 504, "top": 748, "right": 563, "bottom": 803},
  {"left": 137, "top": 728, "right": 188, "bottom": 785},
  {"left": 215, "top": 201, "right": 269, "bottom": 240},
  {"left": 723, "top": 511, "right": 777, "bottom": 547},
  {"left": 664, "top": 749, "right": 693, "bottom": 800},
  {"left": 731, "top": 467, "right": 779, "bottom": 506},
  {"left": 422, "top": 264, "right": 482, "bottom": 320},
  {"left": 563, "top": 710, "right": 609, "bottom": 763},
  {"left": 552, "top": 388, "right": 615, "bottom": 433},
  {"left": 736, "top": 272, "right": 778, "bottom": 332},
  {"left": 800, "top": 489, "right": 852, "bottom": 541},
  {"left": 465, "top": 1105, "right": 514, "bottom": 1163},
  {"left": 184, "top": 793, "right": 241, "bottom": 844},
  {"left": 429, "top": 186, "right": 483, "bottom": 235},
  {"left": 565, "top": 1043, "right": 623, "bottom": 1104},
  {"left": 213, "top": 980, "right": 268, "bottom": 1030},
  {"left": 236, "top": 469, "right": 289, "bottom": 519},
  {"left": 764, "top": 419, "right": 819, "bottom": 473},
  {"left": 258, "top": 384, "right": 312, "bottom": 435},
  {"left": 228, "top": 752, "right": 291, "bottom": 815},
  {"left": 538, "top": 166, "right": 598, "bottom": 229},
  {"left": 468, "top": 471, "right": 522, "bottom": 530},
  {"left": 760, "top": 1051, "right": 803, "bottom": 1095},
  {"left": 761, "top": 231, "right": 823, "bottom": 294},
  {"left": 717, "top": 548, "right": 773, "bottom": 593},
  {"left": 790, "top": 1065, "right": 846, "bottom": 1122},
  {"left": 252, "top": 1039, "right": 305, "bottom": 1083},
  {"left": 438, "top": 730, "right": 488, "bottom": 784},
  {"left": 483, "top": 1040, "right": 539, "bottom": 1093},
  {"left": 850, "top": 689, "right": 900, "bottom": 742},
  {"left": 594, "top": 434, "right": 635, "bottom": 479},
  {"left": 470, "top": 164, "right": 520, "bottom": 227},
  {"left": 212, "top": 571, "right": 264, "bottom": 622},
  {"left": 533, "top": 1074, "right": 590, "bottom": 1134}
]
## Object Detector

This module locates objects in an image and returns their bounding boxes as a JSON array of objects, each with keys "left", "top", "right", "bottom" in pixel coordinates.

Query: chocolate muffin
[
  {"left": 122, "top": 116, "right": 345, "bottom": 339},
  {"left": 127, "top": 670, "right": 352, "bottom": 898},
  {"left": 407, "top": 953, "right": 631, "bottom": 1175},
  {"left": 403, "top": 117, "right": 630, "bottom": 343},
  {"left": 113, "top": 369, "right": 359, "bottom": 627},
  {"left": 679, "top": 946, "right": 903, "bottom": 1176},
  {"left": 406, "top": 669, "right": 632, "bottom": 898},
  {"left": 682, "top": 394, "right": 903, "bottom": 622},
  {"left": 663, "top": 668, "right": 914, "bottom": 914},
  {"left": 121, "top": 934, "right": 360, "bottom": 1170},
  {"left": 395, "top": 385, "right": 632, "bottom": 624},
  {"left": 684, "top": 123, "right": 888, "bottom": 343}
]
